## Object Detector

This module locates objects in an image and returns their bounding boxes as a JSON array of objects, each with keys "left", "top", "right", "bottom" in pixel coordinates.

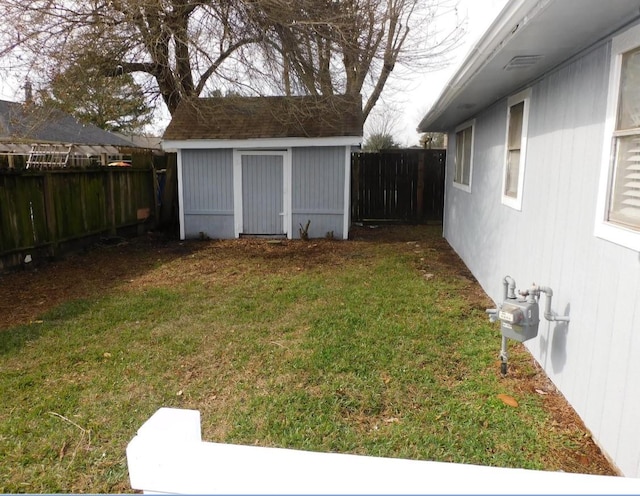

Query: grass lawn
[{"left": 0, "top": 225, "right": 614, "bottom": 492}]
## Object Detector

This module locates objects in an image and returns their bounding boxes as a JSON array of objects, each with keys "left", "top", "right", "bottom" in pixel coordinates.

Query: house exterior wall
[
  {"left": 179, "top": 145, "right": 349, "bottom": 240},
  {"left": 442, "top": 40, "right": 640, "bottom": 477},
  {"left": 292, "top": 146, "right": 346, "bottom": 239}
]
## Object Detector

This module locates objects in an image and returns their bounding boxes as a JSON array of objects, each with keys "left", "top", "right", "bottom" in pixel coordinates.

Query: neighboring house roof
[
  {"left": 418, "top": 0, "right": 640, "bottom": 132},
  {"left": 0, "top": 99, "right": 136, "bottom": 147},
  {"left": 115, "top": 134, "right": 162, "bottom": 150},
  {"left": 163, "top": 95, "right": 363, "bottom": 141}
]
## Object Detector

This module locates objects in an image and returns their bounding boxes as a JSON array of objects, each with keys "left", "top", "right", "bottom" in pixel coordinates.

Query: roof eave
[
  {"left": 162, "top": 135, "right": 363, "bottom": 151},
  {"left": 418, "top": 0, "right": 552, "bottom": 132},
  {"left": 418, "top": 0, "right": 640, "bottom": 133}
]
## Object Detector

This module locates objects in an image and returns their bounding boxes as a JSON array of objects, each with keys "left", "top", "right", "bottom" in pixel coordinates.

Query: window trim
[
  {"left": 501, "top": 88, "right": 531, "bottom": 211},
  {"left": 594, "top": 24, "right": 640, "bottom": 251},
  {"left": 452, "top": 119, "right": 475, "bottom": 192}
]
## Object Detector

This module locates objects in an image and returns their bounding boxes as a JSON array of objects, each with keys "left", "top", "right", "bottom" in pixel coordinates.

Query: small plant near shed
[{"left": 299, "top": 220, "right": 311, "bottom": 240}]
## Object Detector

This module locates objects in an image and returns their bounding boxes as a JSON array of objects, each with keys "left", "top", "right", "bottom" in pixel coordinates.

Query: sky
[
  {"left": 392, "top": 0, "right": 509, "bottom": 146},
  {"left": 0, "top": 0, "right": 509, "bottom": 141}
]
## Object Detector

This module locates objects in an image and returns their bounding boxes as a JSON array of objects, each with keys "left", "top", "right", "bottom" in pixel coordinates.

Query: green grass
[{"left": 0, "top": 227, "right": 590, "bottom": 492}]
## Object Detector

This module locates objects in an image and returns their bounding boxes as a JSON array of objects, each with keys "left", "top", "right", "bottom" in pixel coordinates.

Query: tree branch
[{"left": 195, "top": 36, "right": 264, "bottom": 96}]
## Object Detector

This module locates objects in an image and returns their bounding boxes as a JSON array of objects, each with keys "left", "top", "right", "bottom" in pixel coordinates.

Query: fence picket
[
  {"left": 0, "top": 168, "right": 156, "bottom": 269},
  {"left": 351, "top": 149, "right": 445, "bottom": 223}
]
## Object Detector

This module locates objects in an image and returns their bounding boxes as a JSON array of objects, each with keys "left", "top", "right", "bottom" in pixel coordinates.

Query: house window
[
  {"left": 610, "top": 48, "right": 640, "bottom": 228},
  {"left": 595, "top": 24, "right": 640, "bottom": 251},
  {"left": 453, "top": 120, "right": 474, "bottom": 191},
  {"left": 502, "top": 89, "right": 531, "bottom": 210}
]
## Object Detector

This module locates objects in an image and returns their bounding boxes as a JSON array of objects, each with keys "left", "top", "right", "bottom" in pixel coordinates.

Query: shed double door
[{"left": 241, "top": 153, "right": 284, "bottom": 235}]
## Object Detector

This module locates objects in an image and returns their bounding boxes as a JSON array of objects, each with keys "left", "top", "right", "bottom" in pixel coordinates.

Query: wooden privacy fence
[
  {"left": 0, "top": 167, "right": 156, "bottom": 269},
  {"left": 351, "top": 149, "right": 446, "bottom": 223}
]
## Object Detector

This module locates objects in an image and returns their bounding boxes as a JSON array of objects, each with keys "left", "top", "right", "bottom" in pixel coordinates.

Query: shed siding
[
  {"left": 179, "top": 146, "right": 349, "bottom": 240},
  {"left": 292, "top": 146, "right": 345, "bottom": 239},
  {"left": 182, "top": 149, "right": 235, "bottom": 239},
  {"left": 443, "top": 41, "right": 640, "bottom": 476}
]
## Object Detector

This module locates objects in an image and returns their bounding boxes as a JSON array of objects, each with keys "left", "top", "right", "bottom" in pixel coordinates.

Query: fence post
[
  {"left": 160, "top": 153, "right": 178, "bottom": 229},
  {"left": 350, "top": 152, "right": 360, "bottom": 222},
  {"left": 417, "top": 151, "right": 425, "bottom": 220},
  {"left": 150, "top": 166, "right": 159, "bottom": 230},
  {"left": 43, "top": 171, "right": 58, "bottom": 257},
  {"left": 107, "top": 169, "right": 117, "bottom": 236}
]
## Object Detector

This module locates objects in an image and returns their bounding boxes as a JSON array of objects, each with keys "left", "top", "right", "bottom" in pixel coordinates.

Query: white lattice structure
[{"left": 26, "top": 144, "right": 71, "bottom": 169}]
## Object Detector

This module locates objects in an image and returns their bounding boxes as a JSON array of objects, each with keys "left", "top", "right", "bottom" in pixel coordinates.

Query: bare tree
[
  {"left": 254, "top": 0, "right": 463, "bottom": 120},
  {"left": 0, "top": 1, "right": 264, "bottom": 114},
  {"left": 362, "top": 100, "right": 401, "bottom": 150},
  {"left": 0, "top": 0, "right": 463, "bottom": 122},
  {"left": 366, "top": 100, "right": 401, "bottom": 137}
]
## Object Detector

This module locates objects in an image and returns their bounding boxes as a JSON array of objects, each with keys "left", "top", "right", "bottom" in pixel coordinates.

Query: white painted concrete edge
[{"left": 127, "top": 407, "right": 640, "bottom": 495}]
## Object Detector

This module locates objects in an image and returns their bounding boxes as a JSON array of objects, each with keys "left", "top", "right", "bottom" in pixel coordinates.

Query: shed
[
  {"left": 418, "top": 0, "right": 640, "bottom": 478},
  {"left": 162, "top": 95, "right": 363, "bottom": 240}
]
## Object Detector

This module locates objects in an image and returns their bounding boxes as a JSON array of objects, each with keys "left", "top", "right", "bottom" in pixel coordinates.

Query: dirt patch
[
  {"left": 502, "top": 354, "right": 617, "bottom": 476},
  {"left": 0, "top": 233, "right": 192, "bottom": 330},
  {"left": 0, "top": 224, "right": 618, "bottom": 476}
]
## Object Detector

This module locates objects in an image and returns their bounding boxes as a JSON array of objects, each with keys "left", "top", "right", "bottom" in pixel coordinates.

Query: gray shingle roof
[
  {"left": 163, "top": 95, "right": 363, "bottom": 141},
  {"left": 0, "top": 99, "right": 136, "bottom": 147}
]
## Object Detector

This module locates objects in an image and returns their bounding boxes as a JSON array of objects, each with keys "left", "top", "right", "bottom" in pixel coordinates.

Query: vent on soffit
[
  {"left": 504, "top": 55, "right": 544, "bottom": 71},
  {"left": 456, "top": 103, "right": 475, "bottom": 110}
]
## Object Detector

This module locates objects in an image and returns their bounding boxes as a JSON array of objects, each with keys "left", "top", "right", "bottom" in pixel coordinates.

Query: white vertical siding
[
  {"left": 180, "top": 146, "right": 349, "bottom": 240},
  {"left": 182, "top": 149, "right": 234, "bottom": 213},
  {"left": 292, "top": 147, "right": 345, "bottom": 238},
  {"left": 181, "top": 149, "right": 235, "bottom": 238},
  {"left": 443, "top": 41, "right": 640, "bottom": 476}
]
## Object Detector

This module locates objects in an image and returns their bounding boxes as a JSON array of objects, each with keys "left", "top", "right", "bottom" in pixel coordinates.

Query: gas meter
[
  {"left": 498, "top": 299, "right": 539, "bottom": 342},
  {"left": 488, "top": 276, "right": 570, "bottom": 376}
]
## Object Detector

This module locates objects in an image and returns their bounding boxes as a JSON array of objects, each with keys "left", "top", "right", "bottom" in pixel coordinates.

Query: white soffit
[{"left": 418, "top": 0, "right": 640, "bottom": 132}]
